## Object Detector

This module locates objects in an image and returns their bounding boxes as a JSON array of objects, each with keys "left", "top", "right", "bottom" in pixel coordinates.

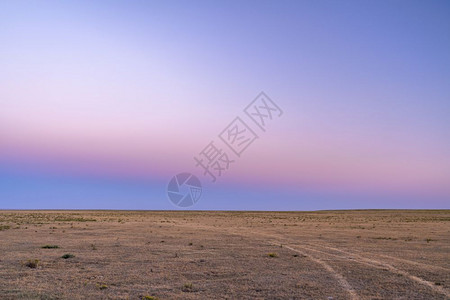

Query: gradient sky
[{"left": 1, "top": 0, "right": 449, "bottom": 210}]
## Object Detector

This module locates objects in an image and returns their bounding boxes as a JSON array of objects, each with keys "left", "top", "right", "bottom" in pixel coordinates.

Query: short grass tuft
[
  {"left": 41, "top": 245, "right": 59, "bottom": 249},
  {"left": 182, "top": 282, "right": 194, "bottom": 292},
  {"left": 0, "top": 225, "right": 11, "bottom": 231},
  {"left": 24, "top": 259, "right": 40, "bottom": 268},
  {"left": 267, "top": 252, "right": 278, "bottom": 258},
  {"left": 61, "top": 253, "right": 75, "bottom": 259}
]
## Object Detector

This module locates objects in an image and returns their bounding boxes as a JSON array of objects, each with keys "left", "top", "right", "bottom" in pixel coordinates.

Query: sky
[{"left": 1, "top": 0, "right": 449, "bottom": 210}]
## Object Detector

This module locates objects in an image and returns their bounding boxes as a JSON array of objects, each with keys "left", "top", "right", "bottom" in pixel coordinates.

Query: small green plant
[
  {"left": 61, "top": 253, "right": 75, "bottom": 259},
  {"left": 143, "top": 296, "right": 158, "bottom": 300},
  {"left": 24, "top": 259, "right": 40, "bottom": 268},
  {"left": 267, "top": 253, "right": 278, "bottom": 258},
  {"left": 182, "top": 282, "right": 194, "bottom": 292},
  {"left": 90, "top": 244, "right": 97, "bottom": 250},
  {"left": 188, "top": 242, "right": 193, "bottom": 246},
  {"left": 41, "top": 245, "right": 59, "bottom": 249},
  {"left": 99, "top": 284, "right": 108, "bottom": 290}
]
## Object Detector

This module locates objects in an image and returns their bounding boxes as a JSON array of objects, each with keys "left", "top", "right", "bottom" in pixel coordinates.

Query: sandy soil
[{"left": 0, "top": 210, "right": 449, "bottom": 299}]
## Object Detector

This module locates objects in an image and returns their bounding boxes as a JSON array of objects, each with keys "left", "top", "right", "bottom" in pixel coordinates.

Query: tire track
[
  {"left": 307, "top": 242, "right": 450, "bottom": 272},
  {"left": 180, "top": 223, "right": 361, "bottom": 300},
  {"left": 177, "top": 222, "right": 450, "bottom": 299},
  {"left": 251, "top": 230, "right": 450, "bottom": 298},
  {"left": 297, "top": 241, "right": 450, "bottom": 298},
  {"left": 268, "top": 241, "right": 360, "bottom": 300},
  {"left": 369, "top": 253, "right": 450, "bottom": 272}
]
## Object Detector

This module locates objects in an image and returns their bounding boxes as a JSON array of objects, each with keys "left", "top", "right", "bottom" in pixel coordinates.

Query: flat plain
[{"left": 0, "top": 210, "right": 449, "bottom": 299}]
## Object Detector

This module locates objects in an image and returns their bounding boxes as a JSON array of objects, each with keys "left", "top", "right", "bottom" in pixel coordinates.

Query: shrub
[{"left": 61, "top": 254, "right": 75, "bottom": 259}]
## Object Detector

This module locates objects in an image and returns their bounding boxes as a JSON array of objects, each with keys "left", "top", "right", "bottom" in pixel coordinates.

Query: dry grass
[
  {"left": 0, "top": 210, "right": 449, "bottom": 299},
  {"left": 23, "top": 259, "right": 40, "bottom": 269}
]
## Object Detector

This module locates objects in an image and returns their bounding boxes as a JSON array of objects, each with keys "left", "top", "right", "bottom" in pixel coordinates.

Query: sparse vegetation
[
  {"left": 372, "top": 237, "right": 398, "bottom": 240},
  {"left": 0, "top": 225, "right": 11, "bottom": 231},
  {"left": 54, "top": 217, "right": 97, "bottom": 222},
  {"left": 41, "top": 245, "right": 59, "bottom": 249},
  {"left": 182, "top": 283, "right": 194, "bottom": 292},
  {"left": 61, "top": 254, "right": 75, "bottom": 259},
  {"left": 1, "top": 210, "right": 448, "bottom": 299},
  {"left": 24, "top": 259, "right": 40, "bottom": 268}
]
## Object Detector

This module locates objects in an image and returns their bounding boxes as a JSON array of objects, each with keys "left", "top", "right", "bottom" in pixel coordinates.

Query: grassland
[{"left": 0, "top": 210, "right": 449, "bottom": 299}]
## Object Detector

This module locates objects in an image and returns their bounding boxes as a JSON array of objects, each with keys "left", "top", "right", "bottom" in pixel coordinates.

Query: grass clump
[
  {"left": 41, "top": 245, "right": 59, "bottom": 249},
  {"left": 24, "top": 259, "right": 40, "bottom": 268},
  {"left": 182, "top": 282, "right": 194, "bottom": 292},
  {"left": 61, "top": 253, "right": 75, "bottom": 259},
  {"left": 267, "top": 252, "right": 278, "bottom": 258},
  {"left": 0, "top": 225, "right": 11, "bottom": 231},
  {"left": 143, "top": 296, "right": 158, "bottom": 300}
]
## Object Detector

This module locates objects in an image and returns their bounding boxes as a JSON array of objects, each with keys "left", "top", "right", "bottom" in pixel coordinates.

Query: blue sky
[{"left": 1, "top": 0, "right": 449, "bottom": 209}]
